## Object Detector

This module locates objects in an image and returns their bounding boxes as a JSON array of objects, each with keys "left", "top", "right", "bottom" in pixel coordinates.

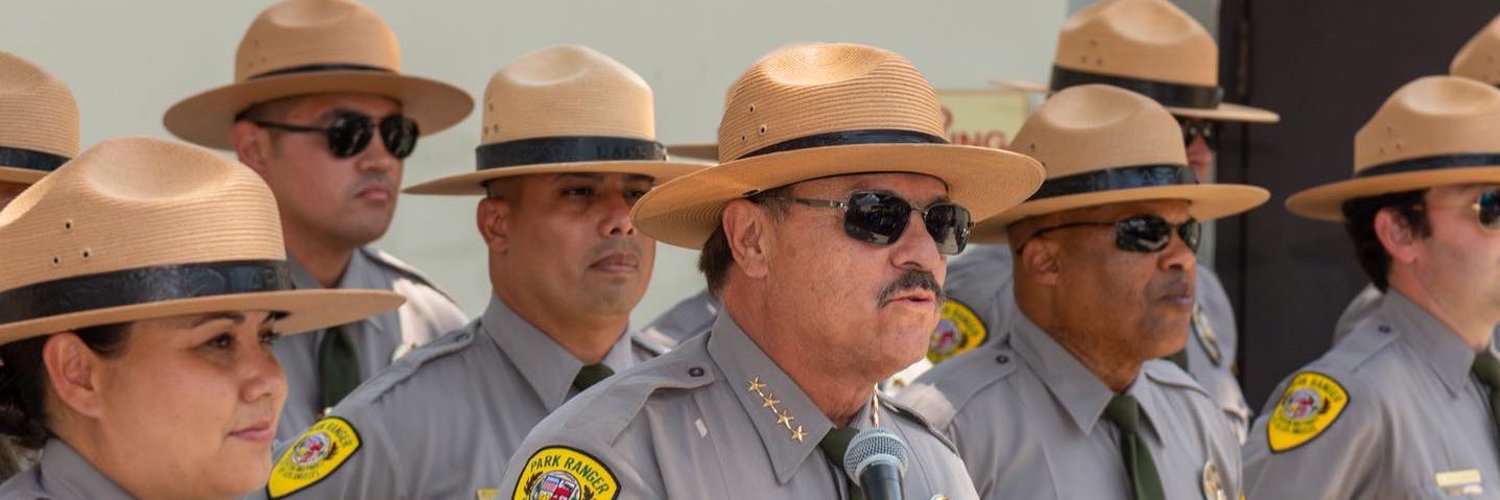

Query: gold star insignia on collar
[
  {"left": 761, "top": 394, "right": 780, "bottom": 410},
  {"left": 776, "top": 408, "right": 796, "bottom": 429},
  {"left": 747, "top": 377, "right": 767, "bottom": 394},
  {"left": 790, "top": 425, "right": 806, "bottom": 442}
]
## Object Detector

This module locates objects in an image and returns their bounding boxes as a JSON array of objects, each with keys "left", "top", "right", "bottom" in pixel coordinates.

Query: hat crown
[
  {"left": 1010, "top": 84, "right": 1186, "bottom": 178},
  {"left": 482, "top": 45, "right": 656, "bottom": 144},
  {"left": 234, "top": 0, "right": 400, "bottom": 82},
  {"left": 717, "top": 43, "right": 944, "bottom": 162},
  {"left": 0, "top": 137, "right": 284, "bottom": 293},
  {"left": 1354, "top": 76, "right": 1500, "bottom": 173},
  {"left": 1055, "top": 0, "right": 1217, "bottom": 86},
  {"left": 1452, "top": 15, "right": 1500, "bottom": 85},
  {"left": 0, "top": 51, "right": 79, "bottom": 159}
]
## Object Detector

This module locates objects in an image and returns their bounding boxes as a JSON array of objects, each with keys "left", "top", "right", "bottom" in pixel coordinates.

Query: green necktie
[
  {"left": 1104, "top": 394, "right": 1166, "bottom": 500},
  {"left": 317, "top": 324, "right": 360, "bottom": 412},
  {"left": 1164, "top": 348, "right": 1189, "bottom": 372},
  {"left": 818, "top": 427, "right": 865, "bottom": 500},
  {"left": 573, "top": 363, "right": 615, "bottom": 391},
  {"left": 1471, "top": 351, "right": 1500, "bottom": 437}
]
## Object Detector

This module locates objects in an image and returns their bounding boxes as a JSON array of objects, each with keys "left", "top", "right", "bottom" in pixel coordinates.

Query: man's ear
[
  {"left": 477, "top": 197, "right": 514, "bottom": 256},
  {"left": 1017, "top": 237, "right": 1063, "bottom": 287},
  {"left": 41, "top": 333, "right": 107, "bottom": 420},
  {"left": 229, "top": 120, "right": 272, "bottom": 179},
  {"left": 1374, "top": 207, "right": 1421, "bottom": 265},
  {"left": 722, "top": 199, "right": 772, "bottom": 280}
]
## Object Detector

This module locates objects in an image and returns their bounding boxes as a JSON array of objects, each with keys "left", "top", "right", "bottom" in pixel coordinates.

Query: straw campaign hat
[
  {"left": 404, "top": 45, "right": 706, "bottom": 195},
  {"left": 971, "top": 84, "right": 1268, "bottom": 241},
  {"left": 0, "top": 51, "right": 79, "bottom": 185},
  {"left": 1286, "top": 76, "right": 1500, "bottom": 221},
  {"left": 991, "top": 0, "right": 1278, "bottom": 123},
  {"left": 0, "top": 137, "right": 403, "bottom": 343},
  {"left": 630, "top": 42, "right": 1046, "bottom": 249},
  {"left": 163, "top": 0, "right": 472, "bottom": 150},
  {"left": 1452, "top": 14, "right": 1500, "bottom": 85}
]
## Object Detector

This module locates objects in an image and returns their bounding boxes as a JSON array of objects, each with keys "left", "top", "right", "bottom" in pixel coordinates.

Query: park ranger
[
  {"left": 936, "top": 0, "right": 1280, "bottom": 440},
  {"left": 501, "top": 42, "right": 1044, "bottom": 499},
  {"left": 1335, "top": 12, "right": 1500, "bottom": 342},
  {"left": 901, "top": 84, "right": 1263, "bottom": 500},
  {"left": 1245, "top": 76, "right": 1500, "bottom": 498},
  {"left": 162, "top": 0, "right": 475, "bottom": 442},
  {"left": 260, "top": 45, "right": 702, "bottom": 500}
]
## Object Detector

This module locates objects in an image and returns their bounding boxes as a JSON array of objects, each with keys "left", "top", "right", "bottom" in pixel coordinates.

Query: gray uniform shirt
[
  {"left": 940, "top": 244, "right": 1250, "bottom": 439},
  {"left": 900, "top": 314, "right": 1243, "bottom": 500},
  {"left": 0, "top": 440, "right": 132, "bottom": 499},
  {"left": 642, "top": 288, "right": 718, "bottom": 343},
  {"left": 500, "top": 313, "right": 981, "bottom": 500},
  {"left": 262, "top": 296, "right": 665, "bottom": 499},
  {"left": 273, "top": 247, "right": 467, "bottom": 443},
  {"left": 1244, "top": 291, "right": 1500, "bottom": 499}
]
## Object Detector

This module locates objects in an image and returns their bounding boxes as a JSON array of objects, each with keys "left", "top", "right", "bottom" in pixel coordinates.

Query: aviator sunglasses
[
  {"left": 1413, "top": 187, "right": 1500, "bottom": 231},
  {"left": 1177, "top": 117, "right": 1219, "bottom": 149},
  {"left": 251, "top": 111, "right": 420, "bottom": 159},
  {"left": 756, "top": 191, "right": 973, "bottom": 255},
  {"left": 1026, "top": 214, "right": 1201, "bottom": 253}
]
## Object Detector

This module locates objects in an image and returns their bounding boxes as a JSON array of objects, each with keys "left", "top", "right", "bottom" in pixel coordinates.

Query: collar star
[
  {"left": 776, "top": 408, "right": 796, "bottom": 429},
  {"left": 747, "top": 377, "right": 767, "bottom": 395},
  {"left": 761, "top": 394, "right": 780, "bottom": 410},
  {"left": 790, "top": 425, "right": 806, "bottom": 442}
]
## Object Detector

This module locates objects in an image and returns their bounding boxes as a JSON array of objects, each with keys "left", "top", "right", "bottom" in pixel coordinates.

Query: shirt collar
[
  {"left": 706, "top": 312, "right": 836, "bottom": 484},
  {"left": 1010, "top": 313, "right": 1155, "bottom": 437},
  {"left": 37, "top": 439, "right": 134, "bottom": 499},
  {"left": 484, "top": 295, "right": 641, "bottom": 411},
  {"left": 287, "top": 248, "right": 383, "bottom": 291},
  {"left": 1380, "top": 289, "right": 1481, "bottom": 395}
]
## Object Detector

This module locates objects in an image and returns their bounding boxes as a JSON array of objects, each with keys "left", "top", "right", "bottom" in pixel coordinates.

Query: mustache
[
  {"left": 588, "top": 238, "right": 643, "bottom": 261},
  {"left": 346, "top": 173, "right": 395, "bottom": 196},
  {"left": 876, "top": 269, "right": 945, "bottom": 304}
]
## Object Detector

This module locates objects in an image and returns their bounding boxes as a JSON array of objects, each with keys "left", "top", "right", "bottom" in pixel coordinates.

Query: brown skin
[
  {"left": 0, "top": 181, "right": 27, "bottom": 208},
  {"left": 718, "top": 173, "right": 949, "bottom": 426},
  {"left": 229, "top": 93, "right": 405, "bottom": 288},
  {"left": 1382, "top": 184, "right": 1500, "bottom": 350},
  {"left": 45, "top": 311, "right": 286, "bottom": 500},
  {"left": 479, "top": 173, "right": 656, "bottom": 364},
  {"left": 1008, "top": 200, "right": 1196, "bottom": 392}
]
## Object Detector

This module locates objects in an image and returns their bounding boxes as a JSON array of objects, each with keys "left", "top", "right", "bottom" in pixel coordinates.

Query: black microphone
[{"left": 842, "top": 427, "right": 910, "bottom": 500}]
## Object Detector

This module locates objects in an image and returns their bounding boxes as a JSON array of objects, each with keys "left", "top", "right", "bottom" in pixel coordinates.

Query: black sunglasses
[
  {"left": 757, "top": 191, "right": 972, "bottom": 255},
  {"left": 1027, "top": 214, "right": 1200, "bottom": 253},
  {"left": 1177, "top": 117, "right": 1219, "bottom": 149},
  {"left": 251, "top": 111, "right": 420, "bottom": 159}
]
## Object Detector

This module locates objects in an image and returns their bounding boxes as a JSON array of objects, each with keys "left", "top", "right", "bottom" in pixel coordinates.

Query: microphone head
[{"left": 842, "top": 427, "right": 910, "bottom": 479}]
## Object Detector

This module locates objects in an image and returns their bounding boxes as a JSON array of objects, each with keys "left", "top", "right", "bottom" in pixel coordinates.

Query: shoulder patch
[
  {"left": 512, "top": 446, "right": 620, "bottom": 500},
  {"left": 928, "top": 299, "right": 987, "bottom": 364},
  {"left": 267, "top": 416, "right": 363, "bottom": 498},
  {"left": 1267, "top": 371, "right": 1349, "bottom": 453}
]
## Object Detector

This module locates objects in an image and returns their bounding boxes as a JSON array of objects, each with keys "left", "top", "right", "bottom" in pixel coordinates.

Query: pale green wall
[{"left": 1, "top": 0, "right": 1075, "bottom": 325}]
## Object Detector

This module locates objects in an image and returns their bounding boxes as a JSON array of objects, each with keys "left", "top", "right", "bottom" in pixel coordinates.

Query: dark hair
[
  {"left": 1340, "top": 189, "right": 1430, "bottom": 292},
  {"left": 0, "top": 323, "right": 131, "bottom": 449},
  {"left": 698, "top": 187, "right": 790, "bottom": 294}
]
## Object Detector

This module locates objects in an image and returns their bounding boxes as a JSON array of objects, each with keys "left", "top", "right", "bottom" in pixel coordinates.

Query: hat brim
[
  {"left": 970, "top": 183, "right": 1270, "bottom": 242},
  {"left": 1286, "top": 166, "right": 1500, "bottom": 221},
  {"left": 987, "top": 78, "right": 1280, "bottom": 123},
  {"left": 0, "top": 167, "right": 46, "bottom": 185},
  {"left": 667, "top": 143, "right": 719, "bottom": 161},
  {"left": 163, "top": 71, "right": 474, "bottom": 150},
  {"left": 0, "top": 288, "right": 405, "bottom": 345},
  {"left": 403, "top": 160, "right": 710, "bottom": 196},
  {"left": 630, "top": 143, "right": 1046, "bottom": 250}
]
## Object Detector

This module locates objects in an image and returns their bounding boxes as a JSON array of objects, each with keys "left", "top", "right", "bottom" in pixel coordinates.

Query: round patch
[
  {"left": 513, "top": 446, "right": 619, "bottom": 500},
  {"left": 1267, "top": 371, "right": 1349, "bottom": 453},
  {"left": 927, "top": 299, "right": 987, "bottom": 364},
  {"left": 267, "top": 416, "right": 362, "bottom": 498}
]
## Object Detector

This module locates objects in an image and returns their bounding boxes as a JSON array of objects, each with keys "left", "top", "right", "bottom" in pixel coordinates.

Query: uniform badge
[
  {"left": 1191, "top": 304, "right": 1223, "bottom": 367},
  {"left": 267, "top": 416, "right": 362, "bottom": 498},
  {"left": 928, "top": 299, "right": 986, "bottom": 364},
  {"left": 476, "top": 488, "right": 498, "bottom": 499},
  {"left": 1201, "top": 461, "right": 1227, "bottom": 500},
  {"left": 1267, "top": 371, "right": 1348, "bottom": 452},
  {"left": 512, "top": 446, "right": 619, "bottom": 500},
  {"left": 1436, "top": 469, "right": 1483, "bottom": 495}
]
